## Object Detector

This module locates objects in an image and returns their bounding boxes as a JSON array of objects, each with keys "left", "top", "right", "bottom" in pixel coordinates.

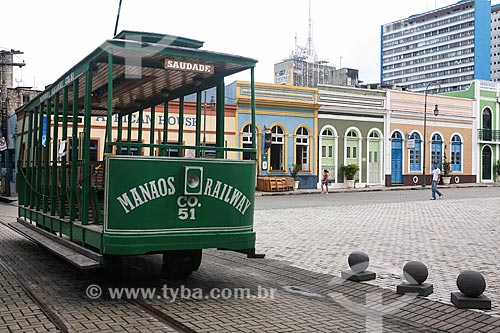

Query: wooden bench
[{"left": 257, "top": 177, "right": 294, "bottom": 192}]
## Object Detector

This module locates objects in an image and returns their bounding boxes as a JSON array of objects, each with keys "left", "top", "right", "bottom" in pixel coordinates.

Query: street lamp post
[{"left": 422, "top": 81, "right": 440, "bottom": 188}]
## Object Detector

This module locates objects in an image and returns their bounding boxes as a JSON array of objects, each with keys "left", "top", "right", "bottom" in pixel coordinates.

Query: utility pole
[{"left": 0, "top": 49, "right": 25, "bottom": 197}]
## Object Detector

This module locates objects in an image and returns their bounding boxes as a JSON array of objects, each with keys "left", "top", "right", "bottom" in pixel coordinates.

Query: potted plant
[
  {"left": 340, "top": 163, "right": 359, "bottom": 189},
  {"left": 290, "top": 164, "right": 301, "bottom": 190},
  {"left": 441, "top": 158, "right": 452, "bottom": 185},
  {"left": 495, "top": 159, "right": 500, "bottom": 183}
]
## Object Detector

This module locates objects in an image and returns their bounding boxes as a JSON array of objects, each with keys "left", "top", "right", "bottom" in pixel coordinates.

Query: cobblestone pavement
[
  {"left": 254, "top": 187, "right": 500, "bottom": 316},
  {"left": 0, "top": 187, "right": 500, "bottom": 332}
]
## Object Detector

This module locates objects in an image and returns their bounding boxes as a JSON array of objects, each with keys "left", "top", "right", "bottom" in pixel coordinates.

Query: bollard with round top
[
  {"left": 396, "top": 261, "right": 433, "bottom": 296},
  {"left": 451, "top": 270, "right": 491, "bottom": 309},
  {"left": 341, "top": 251, "right": 376, "bottom": 282}
]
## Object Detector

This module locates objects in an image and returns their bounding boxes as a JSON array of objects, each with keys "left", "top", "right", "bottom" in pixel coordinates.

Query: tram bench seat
[
  {"left": 9, "top": 219, "right": 101, "bottom": 270},
  {"left": 257, "top": 177, "right": 294, "bottom": 192}
]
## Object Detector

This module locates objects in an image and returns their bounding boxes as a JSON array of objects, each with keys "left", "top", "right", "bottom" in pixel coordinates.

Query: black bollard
[
  {"left": 451, "top": 270, "right": 491, "bottom": 310},
  {"left": 341, "top": 251, "right": 376, "bottom": 282},
  {"left": 396, "top": 261, "right": 433, "bottom": 296}
]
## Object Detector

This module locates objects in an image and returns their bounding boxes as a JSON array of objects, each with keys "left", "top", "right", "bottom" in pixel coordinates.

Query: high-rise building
[
  {"left": 274, "top": 0, "right": 359, "bottom": 88},
  {"left": 491, "top": 4, "right": 500, "bottom": 82},
  {"left": 381, "top": 0, "right": 491, "bottom": 93}
]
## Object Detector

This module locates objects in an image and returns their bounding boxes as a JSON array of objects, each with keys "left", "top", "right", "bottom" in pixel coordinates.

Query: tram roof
[{"left": 21, "top": 31, "right": 258, "bottom": 115}]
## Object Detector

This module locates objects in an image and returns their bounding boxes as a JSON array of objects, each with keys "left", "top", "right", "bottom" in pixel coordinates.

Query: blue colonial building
[{"left": 226, "top": 81, "right": 318, "bottom": 189}]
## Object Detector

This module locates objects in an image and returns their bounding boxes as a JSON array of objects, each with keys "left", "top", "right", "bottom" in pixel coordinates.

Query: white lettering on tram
[
  {"left": 164, "top": 59, "right": 214, "bottom": 74},
  {"left": 203, "top": 178, "right": 252, "bottom": 215},
  {"left": 116, "top": 176, "right": 251, "bottom": 216},
  {"left": 117, "top": 177, "right": 175, "bottom": 213}
]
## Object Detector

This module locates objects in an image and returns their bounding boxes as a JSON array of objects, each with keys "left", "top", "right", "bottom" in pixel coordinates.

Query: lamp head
[
  {"left": 433, "top": 104, "right": 439, "bottom": 117},
  {"left": 210, "top": 95, "right": 215, "bottom": 110}
]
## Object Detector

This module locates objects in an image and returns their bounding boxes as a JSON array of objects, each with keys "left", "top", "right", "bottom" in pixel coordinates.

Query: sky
[{"left": 2, "top": 0, "right": 500, "bottom": 91}]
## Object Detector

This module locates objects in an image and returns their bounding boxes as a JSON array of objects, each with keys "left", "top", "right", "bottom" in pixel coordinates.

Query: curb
[{"left": 256, "top": 183, "right": 500, "bottom": 196}]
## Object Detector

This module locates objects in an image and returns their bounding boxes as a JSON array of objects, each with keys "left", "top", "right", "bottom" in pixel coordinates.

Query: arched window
[
  {"left": 322, "top": 129, "right": 333, "bottom": 136},
  {"left": 242, "top": 124, "right": 253, "bottom": 160},
  {"left": 346, "top": 130, "right": 358, "bottom": 160},
  {"left": 409, "top": 132, "right": 421, "bottom": 171},
  {"left": 431, "top": 133, "right": 443, "bottom": 169},
  {"left": 270, "top": 125, "right": 284, "bottom": 171},
  {"left": 451, "top": 135, "right": 462, "bottom": 172},
  {"left": 347, "top": 130, "right": 358, "bottom": 138},
  {"left": 391, "top": 131, "right": 403, "bottom": 183},
  {"left": 483, "top": 109, "right": 492, "bottom": 141},
  {"left": 367, "top": 130, "right": 382, "bottom": 184},
  {"left": 321, "top": 127, "right": 336, "bottom": 182},
  {"left": 296, "top": 127, "right": 309, "bottom": 170}
]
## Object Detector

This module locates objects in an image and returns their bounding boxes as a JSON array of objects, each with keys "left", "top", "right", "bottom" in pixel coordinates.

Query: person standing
[
  {"left": 431, "top": 162, "right": 443, "bottom": 200},
  {"left": 321, "top": 169, "right": 329, "bottom": 194}
]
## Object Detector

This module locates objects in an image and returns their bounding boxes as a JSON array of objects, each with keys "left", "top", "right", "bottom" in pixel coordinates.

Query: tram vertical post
[
  {"left": 178, "top": 97, "right": 184, "bottom": 156},
  {"left": 117, "top": 113, "right": 123, "bottom": 155},
  {"left": 203, "top": 91, "right": 207, "bottom": 157},
  {"left": 69, "top": 80, "right": 79, "bottom": 222},
  {"left": 149, "top": 106, "right": 155, "bottom": 156},
  {"left": 162, "top": 101, "right": 168, "bottom": 156},
  {"left": 17, "top": 110, "right": 27, "bottom": 205},
  {"left": 81, "top": 67, "right": 93, "bottom": 226},
  {"left": 43, "top": 99, "right": 51, "bottom": 213},
  {"left": 51, "top": 93, "right": 60, "bottom": 216},
  {"left": 60, "top": 87, "right": 68, "bottom": 217},
  {"left": 138, "top": 110, "right": 143, "bottom": 152},
  {"left": 195, "top": 91, "right": 202, "bottom": 157},
  {"left": 25, "top": 109, "right": 33, "bottom": 208},
  {"left": 127, "top": 113, "right": 132, "bottom": 155},
  {"left": 36, "top": 103, "right": 44, "bottom": 211},
  {"left": 216, "top": 80, "right": 225, "bottom": 159},
  {"left": 104, "top": 51, "right": 113, "bottom": 155},
  {"left": 30, "top": 106, "right": 39, "bottom": 210},
  {"left": 251, "top": 67, "right": 256, "bottom": 160}
]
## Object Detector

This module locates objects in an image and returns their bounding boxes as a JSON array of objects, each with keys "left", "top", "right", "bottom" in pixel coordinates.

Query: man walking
[{"left": 431, "top": 162, "right": 443, "bottom": 200}]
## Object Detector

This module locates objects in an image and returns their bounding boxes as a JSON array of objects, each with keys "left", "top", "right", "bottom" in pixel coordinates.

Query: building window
[
  {"left": 68, "top": 138, "right": 99, "bottom": 161},
  {"left": 295, "top": 127, "right": 309, "bottom": 170},
  {"left": 409, "top": 132, "right": 421, "bottom": 171},
  {"left": 431, "top": 133, "right": 443, "bottom": 169},
  {"left": 242, "top": 124, "right": 253, "bottom": 160},
  {"left": 119, "top": 141, "right": 140, "bottom": 156},
  {"left": 346, "top": 130, "right": 358, "bottom": 158},
  {"left": 451, "top": 135, "right": 462, "bottom": 172},
  {"left": 346, "top": 129, "right": 360, "bottom": 167},
  {"left": 322, "top": 129, "right": 333, "bottom": 158},
  {"left": 270, "top": 125, "right": 284, "bottom": 171},
  {"left": 482, "top": 108, "right": 492, "bottom": 141}
]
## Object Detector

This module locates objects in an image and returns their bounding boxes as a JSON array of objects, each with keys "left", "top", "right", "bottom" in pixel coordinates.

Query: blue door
[{"left": 391, "top": 132, "right": 403, "bottom": 183}]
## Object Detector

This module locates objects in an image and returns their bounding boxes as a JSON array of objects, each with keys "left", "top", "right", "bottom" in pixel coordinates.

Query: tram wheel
[{"left": 162, "top": 250, "right": 202, "bottom": 280}]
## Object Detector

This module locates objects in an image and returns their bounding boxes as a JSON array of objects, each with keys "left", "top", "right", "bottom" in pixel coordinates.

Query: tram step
[{"left": 8, "top": 219, "right": 102, "bottom": 270}]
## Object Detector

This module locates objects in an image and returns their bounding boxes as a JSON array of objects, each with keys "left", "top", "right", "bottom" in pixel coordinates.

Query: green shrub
[{"left": 340, "top": 163, "right": 359, "bottom": 180}]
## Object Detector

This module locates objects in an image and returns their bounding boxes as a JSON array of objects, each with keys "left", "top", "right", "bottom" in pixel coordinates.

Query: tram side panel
[{"left": 103, "top": 156, "right": 256, "bottom": 255}]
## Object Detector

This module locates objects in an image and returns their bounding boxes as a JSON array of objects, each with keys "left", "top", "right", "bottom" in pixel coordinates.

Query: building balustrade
[{"left": 478, "top": 129, "right": 500, "bottom": 141}]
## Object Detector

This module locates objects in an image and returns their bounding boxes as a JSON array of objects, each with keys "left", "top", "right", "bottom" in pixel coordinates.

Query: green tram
[{"left": 13, "top": 31, "right": 261, "bottom": 278}]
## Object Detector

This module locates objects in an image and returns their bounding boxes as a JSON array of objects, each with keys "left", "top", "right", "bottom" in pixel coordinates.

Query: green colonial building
[
  {"left": 318, "top": 85, "right": 387, "bottom": 188},
  {"left": 445, "top": 80, "right": 500, "bottom": 183}
]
